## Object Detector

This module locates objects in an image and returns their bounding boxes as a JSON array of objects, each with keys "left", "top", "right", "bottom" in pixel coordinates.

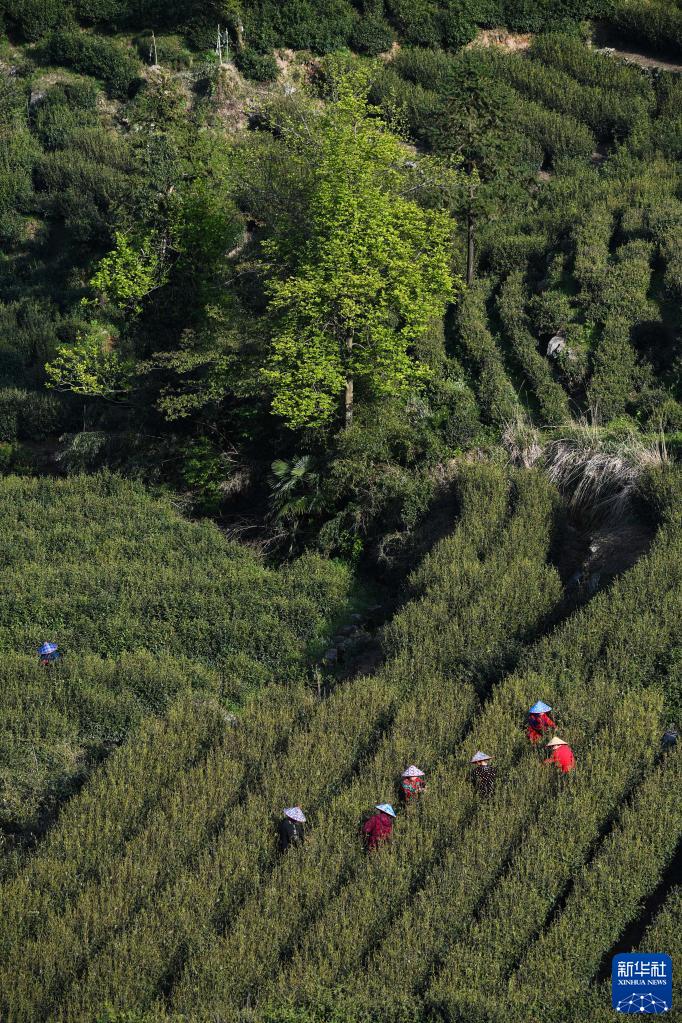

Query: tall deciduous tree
[{"left": 262, "top": 71, "right": 457, "bottom": 430}]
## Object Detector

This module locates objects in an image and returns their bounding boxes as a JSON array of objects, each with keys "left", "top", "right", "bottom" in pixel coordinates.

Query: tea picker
[
  {"left": 544, "top": 736, "right": 576, "bottom": 773},
  {"left": 526, "top": 700, "right": 556, "bottom": 744},
  {"left": 38, "top": 642, "right": 60, "bottom": 666},
  {"left": 662, "top": 724, "right": 678, "bottom": 750},
  {"left": 278, "top": 806, "right": 306, "bottom": 853},
  {"left": 400, "top": 765, "right": 426, "bottom": 803},
  {"left": 470, "top": 751, "right": 496, "bottom": 798},
  {"left": 362, "top": 803, "right": 396, "bottom": 851}
]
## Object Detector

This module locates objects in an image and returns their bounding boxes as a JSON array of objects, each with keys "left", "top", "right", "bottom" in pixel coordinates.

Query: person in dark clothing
[
  {"left": 362, "top": 803, "right": 396, "bottom": 851},
  {"left": 278, "top": 806, "right": 306, "bottom": 852},
  {"left": 470, "top": 751, "right": 496, "bottom": 798},
  {"left": 38, "top": 642, "right": 60, "bottom": 666},
  {"left": 662, "top": 724, "right": 678, "bottom": 750}
]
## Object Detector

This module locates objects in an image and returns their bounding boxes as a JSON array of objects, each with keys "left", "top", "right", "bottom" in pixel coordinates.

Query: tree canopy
[{"left": 262, "top": 70, "right": 458, "bottom": 429}]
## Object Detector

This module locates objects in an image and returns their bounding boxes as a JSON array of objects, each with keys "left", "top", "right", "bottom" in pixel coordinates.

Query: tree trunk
[
  {"left": 344, "top": 333, "right": 353, "bottom": 428},
  {"left": 344, "top": 376, "right": 354, "bottom": 428},
  {"left": 467, "top": 211, "right": 475, "bottom": 286}
]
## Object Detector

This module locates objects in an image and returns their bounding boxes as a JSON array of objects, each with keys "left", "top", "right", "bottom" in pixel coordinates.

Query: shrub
[
  {"left": 235, "top": 46, "right": 279, "bottom": 82},
  {"left": 587, "top": 318, "right": 637, "bottom": 421},
  {"left": 440, "top": 9, "right": 477, "bottom": 50},
  {"left": 16, "top": 389, "right": 64, "bottom": 439},
  {"left": 453, "top": 280, "right": 520, "bottom": 427},
  {"left": 513, "top": 97, "right": 596, "bottom": 165},
  {"left": 608, "top": 0, "right": 682, "bottom": 57},
  {"left": 503, "top": 0, "right": 552, "bottom": 32},
  {"left": 134, "top": 32, "right": 192, "bottom": 69},
  {"left": 370, "top": 68, "right": 442, "bottom": 146},
  {"left": 482, "top": 230, "right": 550, "bottom": 276},
  {"left": 0, "top": 389, "right": 19, "bottom": 441},
  {"left": 73, "top": 0, "right": 127, "bottom": 26},
  {"left": 44, "top": 31, "right": 141, "bottom": 99},
  {"left": 465, "top": 0, "right": 505, "bottom": 24},
  {"left": 497, "top": 272, "right": 571, "bottom": 425},
  {"left": 350, "top": 15, "right": 394, "bottom": 56},
  {"left": 391, "top": 46, "right": 457, "bottom": 91},
  {"left": 504, "top": 749, "right": 681, "bottom": 1020},
  {"left": 35, "top": 100, "right": 92, "bottom": 150},
  {"left": 0, "top": 473, "right": 352, "bottom": 845},
  {"left": 531, "top": 31, "right": 653, "bottom": 100},
  {"left": 386, "top": 0, "right": 443, "bottom": 47},
  {"left": 0, "top": 441, "right": 13, "bottom": 471},
  {"left": 273, "top": 0, "right": 357, "bottom": 53},
  {"left": 496, "top": 48, "right": 652, "bottom": 142},
  {"left": 1, "top": 464, "right": 680, "bottom": 1022},
  {"left": 0, "top": 78, "right": 39, "bottom": 241},
  {"left": 4, "top": 0, "right": 66, "bottom": 41}
]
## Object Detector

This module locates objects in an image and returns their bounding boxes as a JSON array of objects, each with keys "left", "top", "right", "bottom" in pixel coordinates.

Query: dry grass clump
[
  {"left": 544, "top": 419, "right": 667, "bottom": 523},
  {"left": 502, "top": 414, "right": 543, "bottom": 468}
]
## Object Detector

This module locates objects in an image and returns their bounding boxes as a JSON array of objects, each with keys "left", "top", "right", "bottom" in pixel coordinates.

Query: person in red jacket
[
  {"left": 527, "top": 701, "right": 556, "bottom": 744},
  {"left": 400, "top": 765, "right": 426, "bottom": 803},
  {"left": 544, "top": 736, "right": 576, "bottom": 773},
  {"left": 362, "top": 803, "right": 396, "bottom": 851}
]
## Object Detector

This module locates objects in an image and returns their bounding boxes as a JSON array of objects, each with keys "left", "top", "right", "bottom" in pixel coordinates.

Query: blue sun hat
[
  {"left": 529, "top": 701, "right": 552, "bottom": 714},
  {"left": 375, "top": 803, "right": 397, "bottom": 818},
  {"left": 283, "top": 807, "right": 306, "bottom": 823},
  {"left": 470, "top": 751, "right": 492, "bottom": 764},
  {"left": 38, "top": 642, "right": 59, "bottom": 656}
]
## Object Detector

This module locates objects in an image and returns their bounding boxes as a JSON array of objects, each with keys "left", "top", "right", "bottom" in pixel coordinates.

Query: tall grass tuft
[{"left": 543, "top": 419, "right": 667, "bottom": 523}]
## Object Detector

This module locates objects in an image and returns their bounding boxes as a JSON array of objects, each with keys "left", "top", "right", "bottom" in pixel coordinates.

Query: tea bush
[
  {"left": 0, "top": 473, "right": 351, "bottom": 841},
  {"left": 1, "top": 461, "right": 680, "bottom": 1022}
]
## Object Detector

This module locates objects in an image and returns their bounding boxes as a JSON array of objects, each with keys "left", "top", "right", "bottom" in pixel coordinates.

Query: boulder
[{"left": 547, "top": 334, "right": 566, "bottom": 358}]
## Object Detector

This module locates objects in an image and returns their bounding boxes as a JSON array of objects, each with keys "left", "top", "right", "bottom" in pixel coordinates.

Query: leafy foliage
[{"left": 263, "top": 70, "right": 457, "bottom": 429}]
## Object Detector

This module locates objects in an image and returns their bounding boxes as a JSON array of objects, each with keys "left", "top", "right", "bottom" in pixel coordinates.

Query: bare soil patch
[{"left": 469, "top": 29, "right": 533, "bottom": 53}]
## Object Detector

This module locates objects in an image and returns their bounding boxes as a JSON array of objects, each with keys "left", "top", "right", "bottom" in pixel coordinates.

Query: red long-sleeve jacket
[
  {"left": 527, "top": 711, "right": 556, "bottom": 744},
  {"left": 545, "top": 744, "right": 576, "bottom": 773},
  {"left": 362, "top": 812, "right": 394, "bottom": 850}
]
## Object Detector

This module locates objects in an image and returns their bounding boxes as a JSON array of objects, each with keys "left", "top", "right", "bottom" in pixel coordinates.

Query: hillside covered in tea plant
[{"left": 0, "top": 1, "right": 680, "bottom": 1021}]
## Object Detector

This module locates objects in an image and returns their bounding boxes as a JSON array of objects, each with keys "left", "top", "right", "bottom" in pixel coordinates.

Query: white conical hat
[
  {"left": 283, "top": 806, "right": 306, "bottom": 823},
  {"left": 546, "top": 736, "right": 568, "bottom": 748},
  {"left": 375, "top": 803, "right": 397, "bottom": 818},
  {"left": 470, "top": 751, "right": 492, "bottom": 763},
  {"left": 401, "top": 765, "right": 425, "bottom": 778}
]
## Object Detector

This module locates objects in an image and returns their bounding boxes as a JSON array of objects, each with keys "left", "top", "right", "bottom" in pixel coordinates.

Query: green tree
[
  {"left": 90, "top": 231, "right": 168, "bottom": 315},
  {"left": 45, "top": 322, "right": 134, "bottom": 398},
  {"left": 433, "top": 52, "right": 521, "bottom": 285},
  {"left": 262, "top": 71, "right": 457, "bottom": 430}
]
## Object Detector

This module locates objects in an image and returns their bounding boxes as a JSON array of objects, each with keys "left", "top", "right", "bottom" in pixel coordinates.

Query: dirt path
[
  {"left": 591, "top": 23, "right": 682, "bottom": 73},
  {"left": 468, "top": 28, "right": 532, "bottom": 52},
  {"left": 595, "top": 43, "right": 682, "bottom": 74},
  {"left": 470, "top": 24, "right": 682, "bottom": 73}
]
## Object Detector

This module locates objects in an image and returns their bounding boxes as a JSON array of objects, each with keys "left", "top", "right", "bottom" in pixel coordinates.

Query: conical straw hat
[
  {"left": 546, "top": 736, "right": 568, "bottom": 748},
  {"left": 283, "top": 806, "right": 306, "bottom": 823},
  {"left": 401, "top": 765, "right": 425, "bottom": 778},
  {"left": 470, "top": 751, "right": 492, "bottom": 763}
]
